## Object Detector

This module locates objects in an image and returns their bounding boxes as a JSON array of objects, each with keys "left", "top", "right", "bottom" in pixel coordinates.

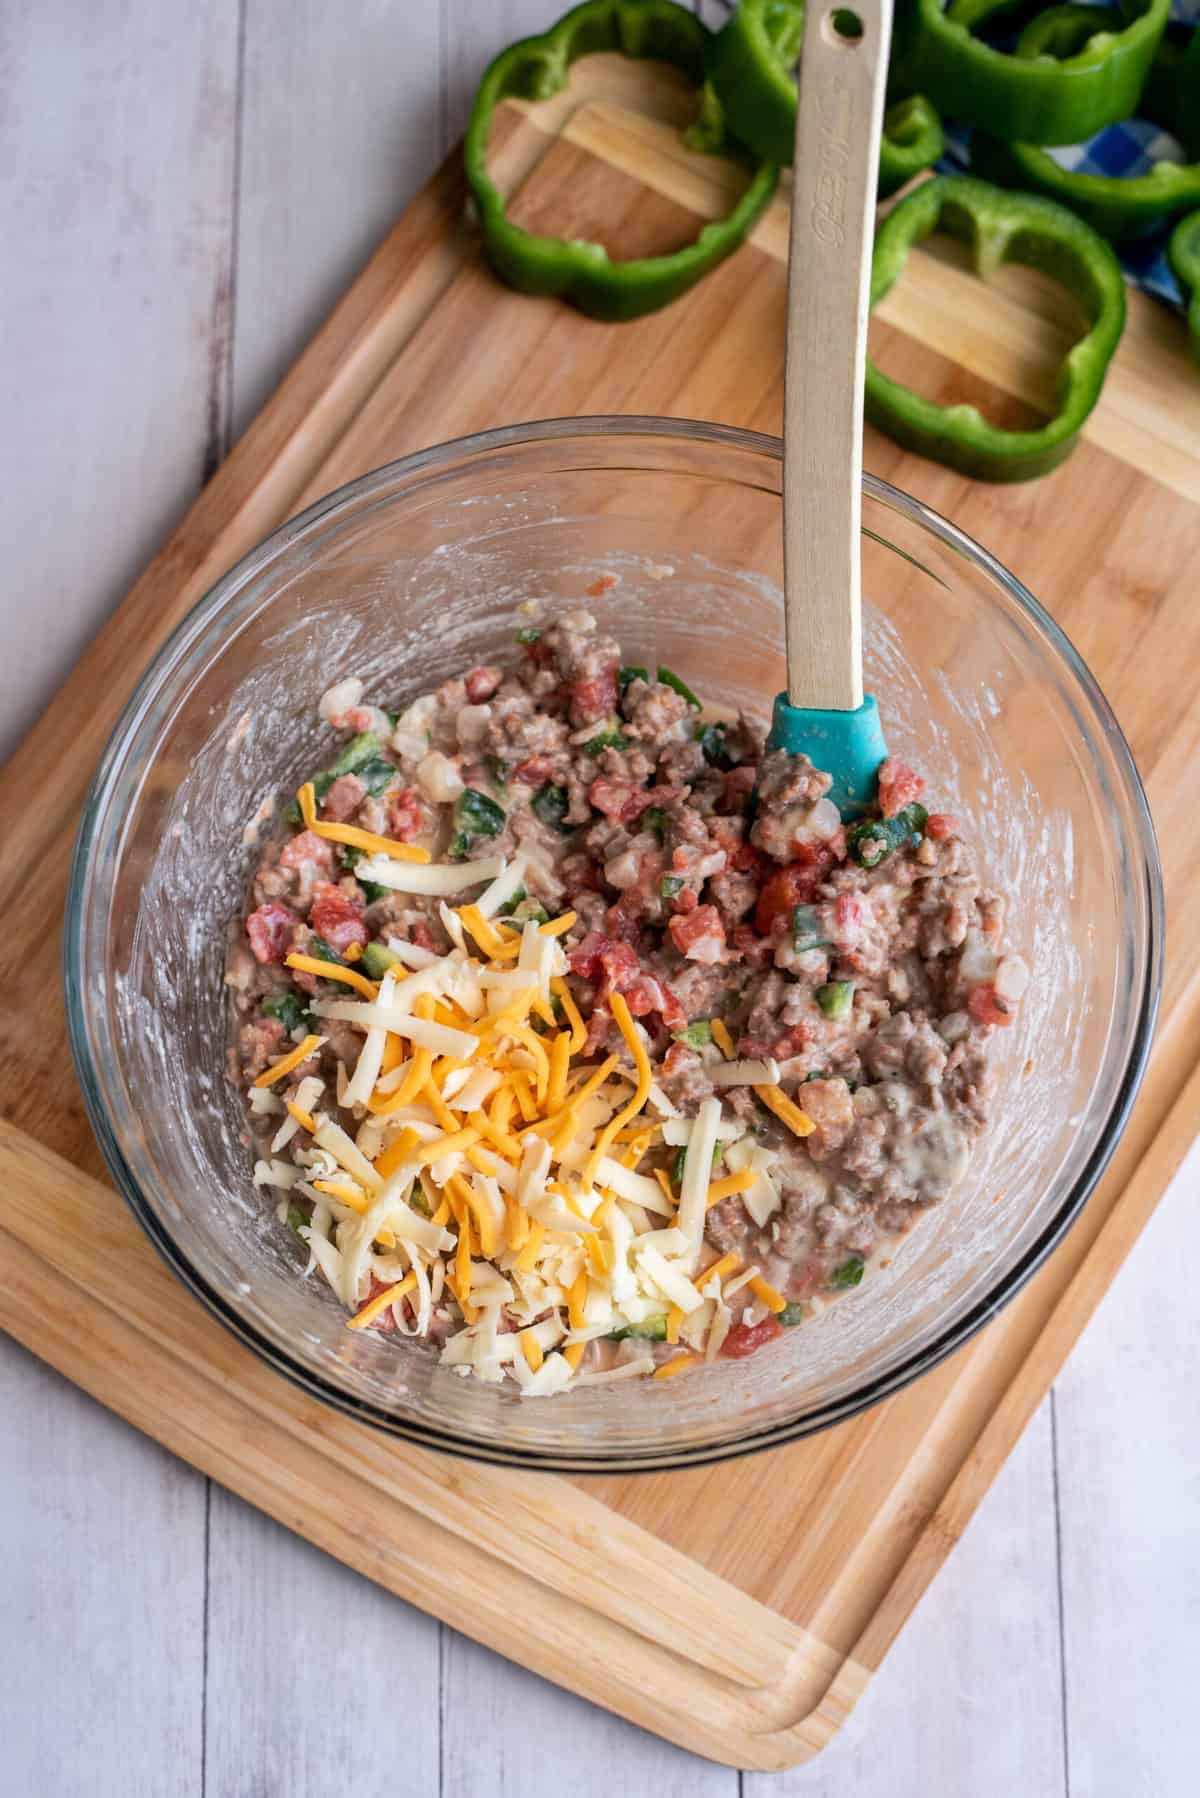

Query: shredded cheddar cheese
[
  {"left": 705, "top": 1168, "right": 755, "bottom": 1206},
  {"left": 584, "top": 993, "right": 650, "bottom": 1187},
  {"left": 754, "top": 1084, "right": 815, "bottom": 1138},
  {"left": 748, "top": 1274, "right": 787, "bottom": 1314},
  {"left": 710, "top": 1018, "right": 735, "bottom": 1060},
  {"left": 286, "top": 1100, "right": 318, "bottom": 1135},
  {"left": 653, "top": 1353, "right": 703, "bottom": 1380},
  {"left": 253, "top": 1033, "right": 325, "bottom": 1088},
  {"left": 285, "top": 953, "right": 379, "bottom": 1000},
  {"left": 347, "top": 1273, "right": 417, "bottom": 1329},
  {"left": 297, "top": 781, "right": 430, "bottom": 863}
]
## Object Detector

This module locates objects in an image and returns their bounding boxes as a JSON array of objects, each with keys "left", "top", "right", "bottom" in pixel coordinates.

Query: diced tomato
[
  {"left": 722, "top": 1316, "right": 784, "bottom": 1360},
  {"left": 309, "top": 882, "right": 367, "bottom": 954},
  {"left": 834, "top": 894, "right": 863, "bottom": 944},
  {"left": 717, "top": 765, "right": 757, "bottom": 815},
  {"left": 925, "top": 812, "right": 957, "bottom": 840},
  {"left": 604, "top": 895, "right": 645, "bottom": 943},
  {"left": 387, "top": 787, "right": 423, "bottom": 841},
  {"left": 586, "top": 573, "right": 619, "bottom": 597},
  {"left": 280, "top": 829, "right": 335, "bottom": 875},
  {"left": 246, "top": 902, "right": 297, "bottom": 965},
  {"left": 513, "top": 754, "right": 555, "bottom": 786},
  {"left": 465, "top": 666, "right": 502, "bottom": 703},
  {"left": 321, "top": 774, "right": 366, "bottom": 823},
  {"left": 523, "top": 637, "right": 552, "bottom": 669},
  {"left": 711, "top": 820, "right": 762, "bottom": 873},
  {"left": 411, "top": 921, "right": 437, "bottom": 952},
  {"left": 661, "top": 1041, "right": 700, "bottom": 1080},
  {"left": 568, "top": 663, "right": 619, "bottom": 726},
  {"left": 878, "top": 758, "right": 925, "bottom": 819},
  {"left": 668, "top": 904, "right": 727, "bottom": 964},
  {"left": 627, "top": 974, "right": 687, "bottom": 1032},
  {"left": 967, "top": 982, "right": 1016, "bottom": 1027},
  {"left": 772, "top": 1025, "right": 812, "bottom": 1059},
  {"left": 672, "top": 886, "right": 698, "bottom": 915},
  {"left": 754, "top": 861, "right": 821, "bottom": 936}
]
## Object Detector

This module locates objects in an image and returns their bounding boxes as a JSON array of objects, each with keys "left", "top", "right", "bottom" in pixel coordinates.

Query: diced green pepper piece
[
  {"left": 779, "top": 1301, "right": 805, "bottom": 1326},
  {"left": 356, "top": 756, "right": 399, "bottom": 798},
  {"left": 584, "top": 719, "right": 630, "bottom": 755},
  {"left": 285, "top": 768, "right": 335, "bottom": 824},
  {"left": 450, "top": 786, "right": 507, "bottom": 858},
  {"left": 409, "top": 1181, "right": 431, "bottom": 1219},
  {"left": 341, "top": 845, "right": 389, "bottom": 904},
  {"left": 263, "top": 991, "right": 309, "bottom": 1033},
  {"left": 642, "top": 806, "right": 667, "bottom": 843},
  {"left": 608, "top": 1316, "right": 668, "bottom": 1341},
  {"left": 487, "top": 754, "right": 511, "bottom": 787},
  {"left": 816, "top": 981, "right": 855, "bottom": 1020},
  {"left": 515, "top": 626, "right": 541, "bottom": 645},
  {"left": 329, "top": 730, "right": 383, "bottom": 778},
  {"left": 506, "top": 896, "right": 550, "bottom": 926},
  {"left": 307, "top": 934, "right": 345, "bottom": 966},
  {"left": 673, "top": 1019, "right": 713, "bottom": 1049},
  {"left": 618, "top": 664, "right": 649, "bottom": 695},
  {"left": 532, "top": 783, "right": 572, "bottom": 832},
  {"left": 660, "top": 874, "right": 685, "bottom": 898},
  {"left": 845, "top": 802, "right": 928, "bottom": 869},
  {"left": 792, "top": 904, "right": 831, "bottom": 952},
  {"left": 657, "top": 666, "right": 702, "bottom": 709},
  {"left": 286, "top": 1201, "right": 310, "bottom": 1237},
  {"left": 361, "top": 941, "right": 402, "bottom": 981},
  {"left": 695, "top": 721, "right": 733, "bottom": 768},
  {"left": 828, "top": 1255, "right": 865, "bottom": 1290}
]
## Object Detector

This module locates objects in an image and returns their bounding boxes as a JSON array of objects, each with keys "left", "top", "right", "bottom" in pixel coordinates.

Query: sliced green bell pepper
[
  {"left": 1168, "top": 210, "right": 1200, "bottom": 366},
  {"left": 864, "top": 176, "right": 1126, "bottom": 482},
  {"left": 894, "top": 0, "right": 1169, "bottom": 145},
  {"left": 1144, "top": 23, "right": 1200, "bottom": 157},
  {"left": 706, "top": 0, "right": 943, "bottom": 196},
  {"left": 971, "top": 7, "right": 1200, "bottom": 242},
  {"left": 463, "top": 0, "right": 778, "bottom": 322}
]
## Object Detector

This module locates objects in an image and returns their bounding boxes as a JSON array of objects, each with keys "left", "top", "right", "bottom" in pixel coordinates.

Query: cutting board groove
[{"left": 1, "top": 58, "right": 1194, "bottom": 1770}]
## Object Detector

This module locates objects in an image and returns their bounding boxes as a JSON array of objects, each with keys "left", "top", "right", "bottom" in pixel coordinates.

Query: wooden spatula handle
[{"left": 783, "top": 0, "right": 894, "bottom": 712}]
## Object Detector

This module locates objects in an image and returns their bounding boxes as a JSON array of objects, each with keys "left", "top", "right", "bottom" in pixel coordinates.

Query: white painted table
[{"left": 2, "top": 4, "right": 1196, "bottom": 1792}]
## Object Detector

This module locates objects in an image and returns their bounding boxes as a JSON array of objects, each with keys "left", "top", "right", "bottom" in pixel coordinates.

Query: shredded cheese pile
[{"left": 251, "top": 837, "right": 811, "bottom": 1396}]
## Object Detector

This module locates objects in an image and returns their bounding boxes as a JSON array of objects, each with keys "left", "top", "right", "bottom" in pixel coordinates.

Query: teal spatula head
[{"left": 766, "top": 692, "right": 887, "bottom": 820}]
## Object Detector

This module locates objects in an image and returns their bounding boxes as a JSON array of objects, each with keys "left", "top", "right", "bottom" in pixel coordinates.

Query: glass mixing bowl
[{"left": 65, "top": 417, "right": 1162, "bottom": 1473}]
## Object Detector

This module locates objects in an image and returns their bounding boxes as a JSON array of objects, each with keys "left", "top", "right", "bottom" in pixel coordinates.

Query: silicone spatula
[{"left": 765, "top": 0, "right": 894, "bottom": 817}]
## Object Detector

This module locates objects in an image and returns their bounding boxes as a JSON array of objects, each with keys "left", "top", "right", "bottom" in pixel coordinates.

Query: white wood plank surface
[
  {"left": 0, "top": 3, "right": 1195, "bottom": 1793},
  {"left": 0, "top": 0, "right": 242, "bottom": 763},
  {"left": 204, "top": 1485, "right": 442, "bottom": 1794},
  {"left": 1053, "top": 1137, "right": 1200, "bottom": 1798},
  {"left": 0, "top": 1338, "right": 207, "bottom": 1796}
]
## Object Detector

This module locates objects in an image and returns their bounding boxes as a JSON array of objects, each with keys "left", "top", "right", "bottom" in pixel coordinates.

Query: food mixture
[{"left": 226, "top": 609, "right": 1026, "bottom": 1395}]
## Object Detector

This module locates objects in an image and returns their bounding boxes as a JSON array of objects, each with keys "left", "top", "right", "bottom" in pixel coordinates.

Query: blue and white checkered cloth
[
  {"left": 707, "top": 0, "right": 1199, "bottom": 315},
  {"left": 939, "top": 1, "right": 1200, "bottom": 311}
]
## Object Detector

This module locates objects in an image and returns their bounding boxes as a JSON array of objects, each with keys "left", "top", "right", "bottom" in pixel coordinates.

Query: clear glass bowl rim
[{"left": 64, "top": 413, "right": 1164, "bottom": 1474}]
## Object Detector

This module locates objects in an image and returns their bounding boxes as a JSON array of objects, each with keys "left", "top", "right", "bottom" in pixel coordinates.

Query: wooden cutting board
[{"left": 3, "top": 56, "right": 1199, "bottom": 1772}]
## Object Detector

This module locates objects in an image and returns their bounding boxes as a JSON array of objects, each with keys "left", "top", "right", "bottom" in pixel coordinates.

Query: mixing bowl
[{"left": 65, "top": 417, "right": 1162, "bottom": 1473}]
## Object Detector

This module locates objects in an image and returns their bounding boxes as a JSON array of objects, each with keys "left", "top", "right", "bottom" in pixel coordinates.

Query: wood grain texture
[
  {"left": 1053, "top": 1137, "right": 1200, "bottom": 1798},
  {"left": 232, "top": 0, "right": 444, "bottom": 438},
  {"left": 205, "top": 1484, "right": 443, "bottom": 1794},
  {"left": 0, "top": 0, "right": 241, "bottom": 763},
  {"left": 748, "top": 1404, "right": 1067, "bottom": 1797},
  {"left": 2, "top": 13, "right": 1197, "bottom": 1787},
  {"left": 782, "top": 0, "right": 891, "bottom": 710},
  {"left": 0, "top": 1336, "right": 207, "bottom": 1797}
]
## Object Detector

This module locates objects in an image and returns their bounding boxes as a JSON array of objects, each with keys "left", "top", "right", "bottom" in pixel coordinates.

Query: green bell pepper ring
[
  {"left": 706, "top": 0, "right": 943, "bottom": 196},
  {"left": 970, "top": 8, "right": 1200, "bottom": 243},
  {"left": 1168, "top": 210, "right": 1200, "bottom": 367},
  {"left": 894, "top": 0, "right": 1169, "bottom": 145},
  {"left": 463, "top": 0, "right": 778, "bottom": 322},
  {"left": 1144, "top": 23, "right": 1200, "bottom": 157},
  {"left": 864, "top": 176, "right": 1126, "bottom": 482}
]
